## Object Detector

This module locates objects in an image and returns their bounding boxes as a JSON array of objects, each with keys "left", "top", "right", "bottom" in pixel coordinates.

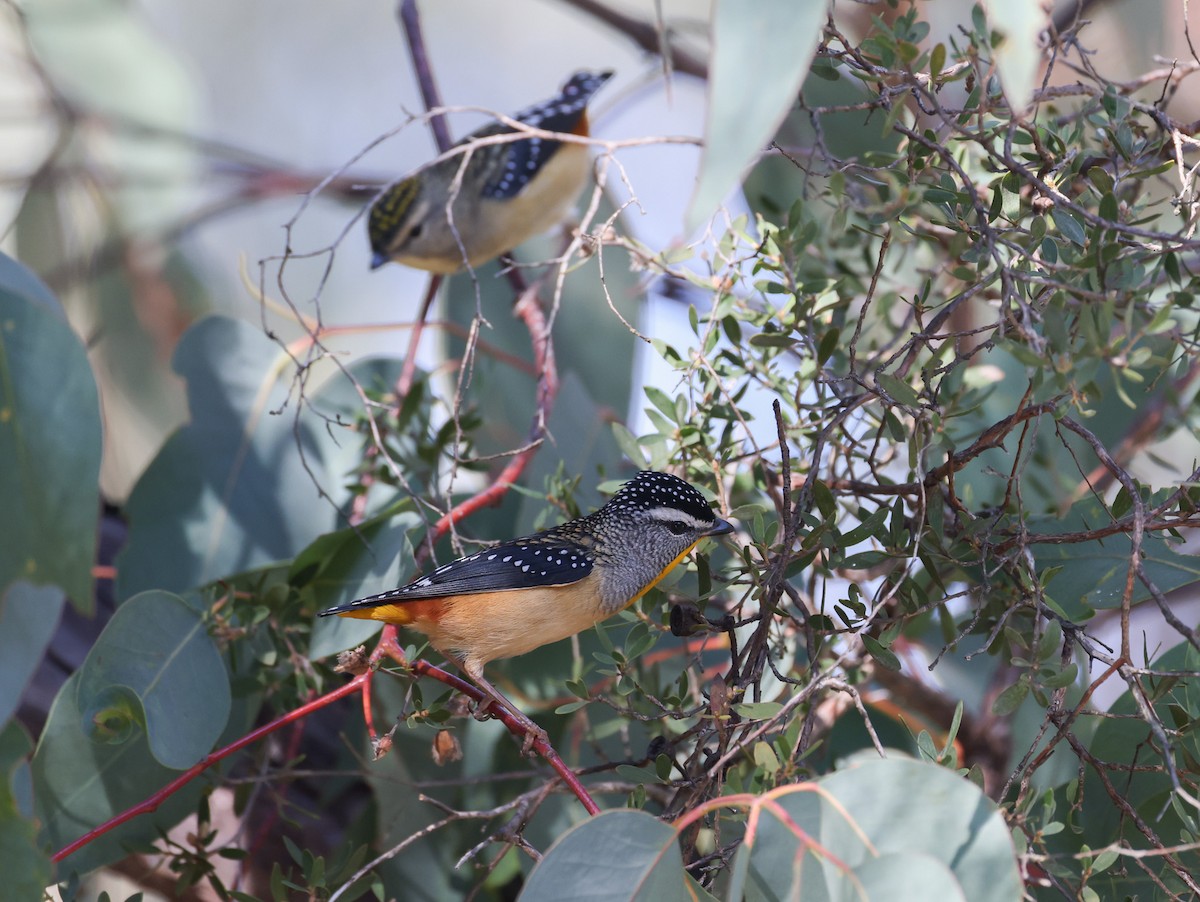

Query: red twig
[
  {"left": 395, "top": 275, "right": 442, "bottom": 400},
  {"left": 376, "top": 633, "right": 599, "bottom": 815},
  {"left": 52, "top": 674, "right": 369, "bottom": 864},
  {"left": 422, "top": 287, "right": 558, "bottom": 552}
]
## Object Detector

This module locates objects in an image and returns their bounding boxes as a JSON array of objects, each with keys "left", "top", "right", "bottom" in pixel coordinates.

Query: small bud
[
  {"left": 372, "top": 724, "right": 397, "bottom": 761},
  {"left": 431, "top": 729, "right": 463, "bottom": 766},
  {"left": 334, "top": 645, "right": 370, "bottom": 675}
]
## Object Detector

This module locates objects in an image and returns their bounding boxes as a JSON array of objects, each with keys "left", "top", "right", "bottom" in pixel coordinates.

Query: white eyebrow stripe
[{"left": 645, "top": 508, "right": 708, "bottom": 526}]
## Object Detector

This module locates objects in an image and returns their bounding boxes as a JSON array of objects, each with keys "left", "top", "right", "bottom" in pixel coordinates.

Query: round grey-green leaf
[
  {"left": 75, "top": 590, "right": 231, "bottom": 769},
  {"left": 520, "top": 809, "right": 692, "bottom": 902}
]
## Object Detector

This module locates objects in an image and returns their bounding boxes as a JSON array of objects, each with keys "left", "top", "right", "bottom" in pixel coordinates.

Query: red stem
[
  {"left": 52, "top": 674, "right": 368, "bottom": 864},
  {"left": 377, "top": 634, "right": 599, "bottom": 815},
  {"left": 395, "top": 275, "right": 442, "bottom": 400}
]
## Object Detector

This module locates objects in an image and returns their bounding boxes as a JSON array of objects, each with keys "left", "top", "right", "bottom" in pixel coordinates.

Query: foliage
[{"left": 4, "top": 0, "right": 1200, "bottom": 899}]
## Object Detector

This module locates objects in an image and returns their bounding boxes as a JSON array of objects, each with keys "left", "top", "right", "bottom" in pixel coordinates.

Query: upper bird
[
  {"left": 367, "top": 70, "right": 613, "bottom": 274},
  {"left": 321, "top": 471, "right": 731, "bottom": 739}
]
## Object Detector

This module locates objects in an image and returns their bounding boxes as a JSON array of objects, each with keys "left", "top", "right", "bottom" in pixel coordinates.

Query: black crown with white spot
[
  {"left": 604, "top": 470, "right": 717, "bottom": 524},
  {"left": 483, "top": 70, "right": 612, "bottom": 200}
]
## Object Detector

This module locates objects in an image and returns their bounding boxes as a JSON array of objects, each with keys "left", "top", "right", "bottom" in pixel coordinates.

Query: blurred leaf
[
  {"left": 1033, "top": 498, "right": 1200, "bottom": 617},
  {"left": 877, "top": 373, "right": 922, "bottom": 408},
  {"left": 0, "top": 721, "right": 49, "bottom": 900},
  {"left": 76, "top": 591, "right": 231, "bottom": 769},
  {"left": 1048, "top": 641, "right": 1200, "bottom": 891},
  {"left": 521, "top": 809, "right": 691, "bottom": 901},
  {"left": 847, "top": 854, "right": 966, "bottom": 901},
  {"left": 116, "top": 316, "right": 342, "bottom": 600},
  {"left": 306, "top": 513, "right": 420, "bottom": 660},
  {"left": 444, "top": 212, "right": 640, "bottom": 468},
  {"left": 0, "top": 582, "right": 65, "bottom": 728},
  {"left": 24, "top": 0, "right": 202, "bottom": 232},
  {"left": 367, "top": 675, "right": 491, "bottom": 902},
  {"left": 992, "top": 680, "right": 1029, "bottom": 716},
  {"left": 742, "top": 758, "right": 1020, "bottom": 901},
  {"left": 982, "top": 0, "right": 1048, "bottom": 112},
  {"left": 0, "top": 253, "right": 101, "bottom": 612},
  {"left": 687, "top": 0, "right": 827, "bottom": 231},
  {"left": 515, "top": 373, "right": 626, "bottom": 535},
  {"left": 0, "top": 251, "right": 58, "bottom": 310}
]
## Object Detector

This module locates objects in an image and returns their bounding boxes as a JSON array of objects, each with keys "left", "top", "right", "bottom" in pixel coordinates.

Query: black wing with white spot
[
  {"left": 322, "top": 536, "right": 595, "bottom": 613},
  {"left": 481, "top": 70, "right": 612, "bottom": 200}
]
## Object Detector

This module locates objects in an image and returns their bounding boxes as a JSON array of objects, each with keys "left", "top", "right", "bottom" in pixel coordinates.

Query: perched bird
[
  {"left": 367, "top": 70, "right": 613, "bottom": 274},
  {"left": 321, "top": 470, "right": 732, "bottom": 746}
]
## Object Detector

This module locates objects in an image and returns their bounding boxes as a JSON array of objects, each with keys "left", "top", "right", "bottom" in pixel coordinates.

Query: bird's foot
[
  {"left": 520, "top": 723, "right": 550, "bottom": 758},
  {"left": 471, "top": 699, "right": 547, "bottom": 756}
]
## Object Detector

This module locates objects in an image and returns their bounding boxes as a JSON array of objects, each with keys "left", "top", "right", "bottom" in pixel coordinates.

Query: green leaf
[
  {"left": 863, "top": 635, "right": 902, "bottom": 672},
  {"left": 612, "top": 422, "right": 648, "bottom": 469},
  {"left": 520, "top": 809, "right": 691, "bottom": 901},
  {"left": 1051, "top": 209, "right": 1087, "bottom": 247},
  {"left": 1040, "top": 662, "right": 1078, "bottom": 689},
  {"left": 116, "top": 316, "right": 342, "bottom": 600},
  {"left": 76, "top": 591, "right": 231, "bottom": 769},
  {"left": 35, "top": 672, "right": 204, "bottom": 873},
  {"left": 686, "top": 0, "right": 827, "bottom": 231},
  {"left": 877, "top": 373, "right": 922, "bottom": 407},
  {"left": 304, "top": 513, "right": 420, "bottom": 661},
  {"left": 734, "top": 702, "right": 784, "bottom": 720},
  {"left": 0, "top": 253, "right": 101, "bottom": 611},
  {"left": 0, "top": 582, "right": 65, "bottom": 728},
  {"left": 930, "top": 43, "right": 947, "bottom": 80},
  {"left": 992, "top": 679, "right": 1029, "bottom": 716},
  {"left": 816, "top": 327, "right": 840, "bottom": 365},
  {"left": 853, "top": 854, "right": 967, "bottom": 900},
  {"left": 1036, "top": 619, "right": 1062, "bottom": 662}
]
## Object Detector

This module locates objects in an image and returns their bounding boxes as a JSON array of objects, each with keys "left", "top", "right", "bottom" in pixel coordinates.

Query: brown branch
[
  {"left": 398, "top": 0, "right": 451, "bottom": 154},
  {"left": 559, "top": 0, "right": 708, "bottom": 79}
]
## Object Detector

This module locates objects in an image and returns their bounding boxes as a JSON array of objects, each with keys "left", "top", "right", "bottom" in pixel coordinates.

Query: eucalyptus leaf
[
  {"left": 687, "top": 0, "right": 827, "bottom": 231},
  {"left": 0, "top": 254, "right": 101, "bottom": 611}
]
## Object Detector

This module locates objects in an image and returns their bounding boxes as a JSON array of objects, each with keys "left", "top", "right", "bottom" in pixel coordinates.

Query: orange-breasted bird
[
  {"left": 367, "top": 70, "right": 612, "bottom": 274},
  {"left": 320, "top": 471, "right": 732, "bottom": 746}
]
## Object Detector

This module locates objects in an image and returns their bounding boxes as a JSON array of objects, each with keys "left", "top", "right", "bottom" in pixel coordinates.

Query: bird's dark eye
[
  {"left": 665, "top": 520, "right": 691, "bottom": 535},
  {"left": 409, "top": 222, "right": 424, "bottom": 240}
]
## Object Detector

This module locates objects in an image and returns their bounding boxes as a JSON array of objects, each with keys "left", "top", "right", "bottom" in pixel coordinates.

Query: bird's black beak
[
  {"left": 370, "top": 252, "right": 388, "bottom": 270},
  {"left": 703, "top": 517, "right": 734, "bottom": 538}
]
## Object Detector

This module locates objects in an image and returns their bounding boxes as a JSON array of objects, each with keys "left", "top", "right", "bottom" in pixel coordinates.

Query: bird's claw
[{"left": 470, "top": 698, "right": 547, "bottom": 756}]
